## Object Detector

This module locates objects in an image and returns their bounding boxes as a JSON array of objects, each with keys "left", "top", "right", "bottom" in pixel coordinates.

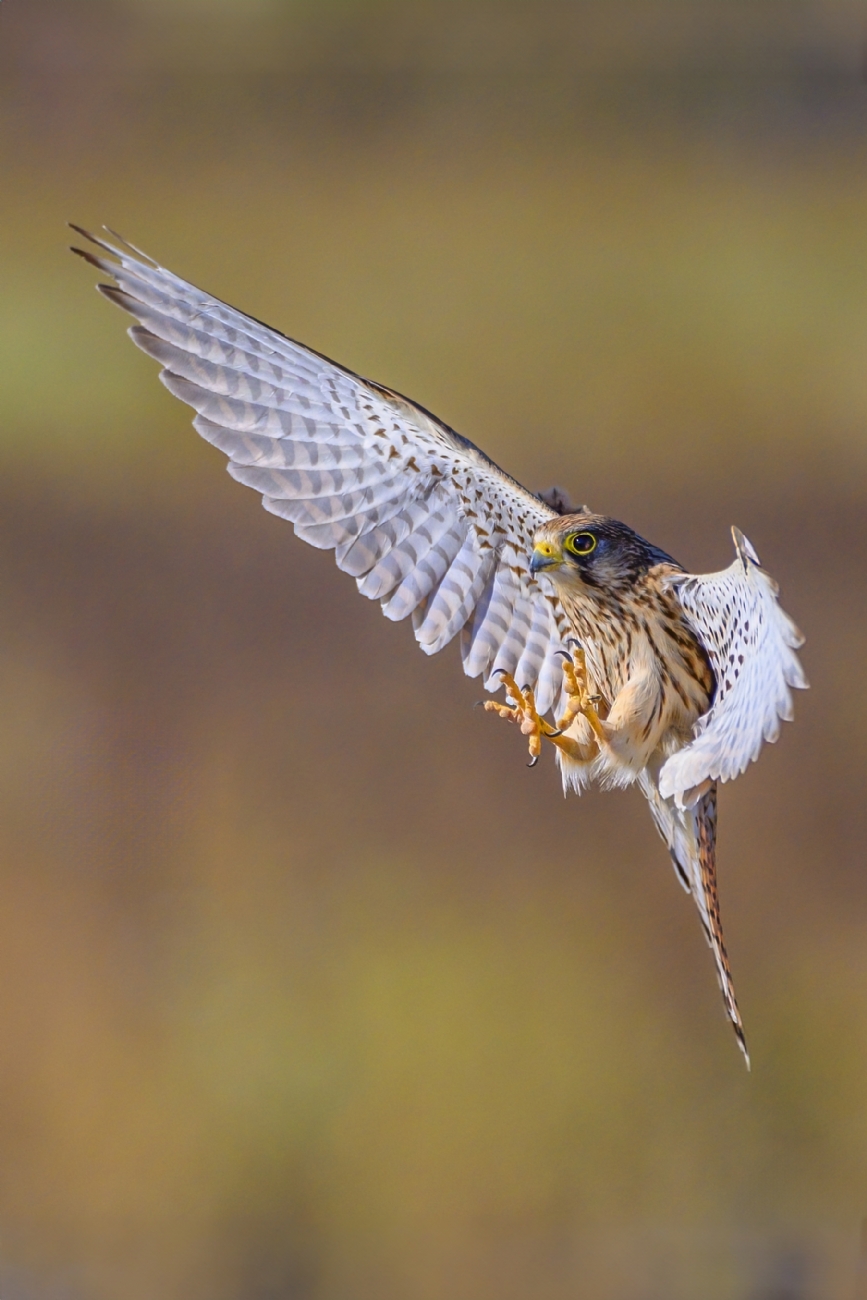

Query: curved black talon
[
  {"left": 493, "top": 668, "right": 509, "bottom": 678},
  {"left": 473, "top": 700, "right": 486, "bottom": 709},
  {"left": 527, "top": 754, "right": 540, "bottom": 768},
  {"left": 546, "top": 728, "right": 564, "bottom": 738},
  {"left": 521, "top": 683, "right": 532, "bottom": 694}
]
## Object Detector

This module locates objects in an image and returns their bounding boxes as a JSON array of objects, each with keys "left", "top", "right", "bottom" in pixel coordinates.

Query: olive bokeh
[{"left": 0, "top": 4, "right": 865, "bottom": 1298}]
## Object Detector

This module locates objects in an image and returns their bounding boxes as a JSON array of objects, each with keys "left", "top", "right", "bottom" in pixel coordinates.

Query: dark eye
[{"left": 565, "top": 531, "right": 597, "bottom": 557}]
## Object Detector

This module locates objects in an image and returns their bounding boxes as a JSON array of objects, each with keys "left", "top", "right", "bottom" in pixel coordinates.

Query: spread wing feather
[
  {"left": 71, "top": 227, "right": 571, "bottom": 714},
  {"left": 659, "top": 528, "right": 807, "bottom": 805}
]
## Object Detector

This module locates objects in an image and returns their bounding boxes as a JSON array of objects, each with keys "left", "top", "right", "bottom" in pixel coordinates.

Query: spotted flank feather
[{"left": 70, "top": 226, "right": 571, "bottom": 715}]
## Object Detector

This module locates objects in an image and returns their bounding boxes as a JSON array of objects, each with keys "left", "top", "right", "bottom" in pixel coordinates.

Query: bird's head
[{"left": 530, "top": 513, "right": 679, "bottom": 593}]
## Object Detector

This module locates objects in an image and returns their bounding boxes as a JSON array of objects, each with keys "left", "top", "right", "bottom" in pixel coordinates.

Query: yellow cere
[{"left": 533, "top": 540, "right": 562, "bottom": 564}]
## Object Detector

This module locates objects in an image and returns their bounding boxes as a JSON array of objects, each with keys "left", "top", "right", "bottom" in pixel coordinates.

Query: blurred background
[{"left": 0, "top": 1, "right": 866, "bottom": 1297}]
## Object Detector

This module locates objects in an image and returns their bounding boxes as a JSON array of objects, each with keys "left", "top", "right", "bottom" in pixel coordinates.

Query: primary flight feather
[{"left": 71, "top": 225, "right": 807, "bottom": 1065}]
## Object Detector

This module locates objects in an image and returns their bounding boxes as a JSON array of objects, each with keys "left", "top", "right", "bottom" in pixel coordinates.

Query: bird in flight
[{"left": 71, "top": 225, "right": 807, "bottom": 1065}]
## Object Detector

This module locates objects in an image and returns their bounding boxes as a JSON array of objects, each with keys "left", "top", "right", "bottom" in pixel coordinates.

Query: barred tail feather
[{"left": 640, "top": 771, "right": 749, "bottom": 1067}]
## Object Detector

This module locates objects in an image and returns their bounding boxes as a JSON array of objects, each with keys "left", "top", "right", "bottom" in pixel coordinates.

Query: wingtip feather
[
  {"left": 69, "top": 221, "right": 158, "bottom": 271},
  {"left": 97, "top": 283, "right": 138, "bottom": 314},
  {"left": 102, "top": 225, "right": 158, "bottom": 266},
  {"left": 69, "top": 244, "right": 106, "bottom": 270},
  {"left": 67, "top": 224, "right": 123, "bottom": 261},
  {"left": 731, "top": 525, "right": 760, "bottom": 567},
  {"left": 67, "top": 221, "right": 98, "bottom": 242}
]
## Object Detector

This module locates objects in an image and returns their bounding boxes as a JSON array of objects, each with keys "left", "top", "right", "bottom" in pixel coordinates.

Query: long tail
[
  {"left": 640, "top": 772, "right": 749, "bottom": 1067},
  {"left": 694, "top": 785, "right": 749, "bottom": 1066}
]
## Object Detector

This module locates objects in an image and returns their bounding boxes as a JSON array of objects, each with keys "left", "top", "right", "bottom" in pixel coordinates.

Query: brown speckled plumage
[
  {"left": 535, "top": 514, "right": 714, "bottom": 768},
  {"left": 531, "top": 513, "right": 751, "bottom": 1056},
  {"left": 72, "top": 226, "right": 808, "bottom": 1067}
]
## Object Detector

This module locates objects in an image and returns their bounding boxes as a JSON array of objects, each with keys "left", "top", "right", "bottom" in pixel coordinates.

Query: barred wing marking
[
  {"left": 659, "top": 528, "right": 807, "bottom": 805},
  {"left": 71, "top": 227, "right": 571, "bottom": 713}
]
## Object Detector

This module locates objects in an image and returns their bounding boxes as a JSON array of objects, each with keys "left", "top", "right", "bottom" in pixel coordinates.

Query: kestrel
[{"left": 71, "top": 226, "right": 807, "bottom": 1065}]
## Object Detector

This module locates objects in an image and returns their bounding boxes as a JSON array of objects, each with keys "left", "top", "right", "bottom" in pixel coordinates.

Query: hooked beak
[{"left": 530, "top": 540, "right": 562, "bottom": 574}]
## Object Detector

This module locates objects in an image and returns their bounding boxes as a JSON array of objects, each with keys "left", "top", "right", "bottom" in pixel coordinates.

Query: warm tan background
[{"left": 1, "top": 3, "right": 866, "bottom": 1298}]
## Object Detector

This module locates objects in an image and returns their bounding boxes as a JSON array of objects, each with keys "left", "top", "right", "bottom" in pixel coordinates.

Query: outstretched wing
[
  {"left": 71, "top": 227, "right": 572, "bottom": 714},
  {"left": 659, "top": 527, "right": 807, "bottom": 805},
  {"left": 639, "top": 771, "right": 748, "bottom": 1065}
]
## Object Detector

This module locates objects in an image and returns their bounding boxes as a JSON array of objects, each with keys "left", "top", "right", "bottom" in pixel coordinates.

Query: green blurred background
[{"left": 1, "top": 2, "right": 866, "bottom": 1297}]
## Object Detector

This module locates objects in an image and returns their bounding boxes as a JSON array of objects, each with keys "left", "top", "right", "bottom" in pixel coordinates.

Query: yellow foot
[
  {"left": 553, "top": 646, "right": 607, "bottom": 745},
  {"left": 484, "top": 671, "right": 560, "bottom": 767}
]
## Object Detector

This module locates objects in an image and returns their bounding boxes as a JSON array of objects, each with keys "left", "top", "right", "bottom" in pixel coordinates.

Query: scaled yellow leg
[{"left": 552, "top": 647, "right": 607, "bottom": 748}]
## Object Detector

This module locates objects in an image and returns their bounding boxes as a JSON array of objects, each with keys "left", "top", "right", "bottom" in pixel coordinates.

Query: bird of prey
[{"left": 71, "top": 226, "right": 807, "bottom": 1065}]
